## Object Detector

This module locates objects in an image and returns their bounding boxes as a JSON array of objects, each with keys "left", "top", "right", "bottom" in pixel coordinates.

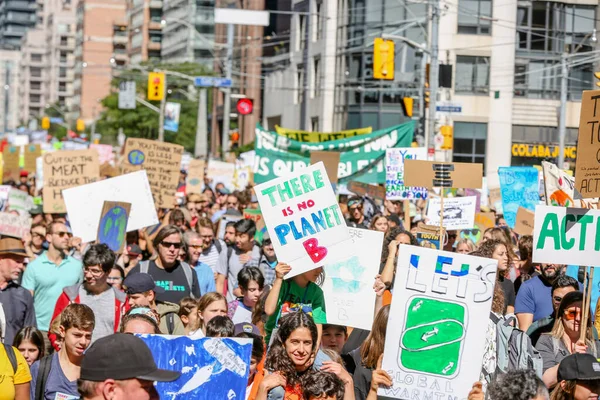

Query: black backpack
[
  {"left": 3, "top": 344, "right": 17, "bottom": 373},
  {"left": 34, "top": 355, "right": 53, "bottom": 400}
]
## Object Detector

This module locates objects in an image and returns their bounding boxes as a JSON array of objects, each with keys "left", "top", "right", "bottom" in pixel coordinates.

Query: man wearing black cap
[
  {"left": 77, "top": 333, "right": 180, "bottom": 400},
  {"left": 123, "top": 273, "right": 185, "bottom": 335},
  {"left": 346, "top": 196, "right": 368, "bottom": 229},
  {"left": 554, "top": 353, "right": 600, "bottom": 398}
]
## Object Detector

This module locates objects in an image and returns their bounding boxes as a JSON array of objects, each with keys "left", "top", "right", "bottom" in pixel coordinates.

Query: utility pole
[
  {"left": 558, "top": 53, "right": 568, "bottom": 169},
  {"left": 158, "top": 73, "right": 167, "bottom": 142},
  {"left": 221, "top": 23, "right": 234, "bottom": 157},
  {"left": 195, "top": 88, "right": 208, "bottom": 158},
  {"left": 426, "top": 1, "right": 440, "bottom": 152},
  {"left": 419, "top": 53, "right": 427, "bottom": 140},
  {"left": 300, "top": 12, "right": 311, "bottom": 131}
]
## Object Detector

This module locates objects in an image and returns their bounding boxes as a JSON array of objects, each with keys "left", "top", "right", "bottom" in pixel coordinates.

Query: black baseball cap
[
  {"left": 558, "top": 353, "right": 600, "bottom": 381},
  {"left": 234, "top": 322, "right": 261, "bottom": 336},
  {"left": 123, "top": 273, "right": 165, "bottom": 294},
  {"left": 80, "top": 333, "right": 180, "bottom": 382}
]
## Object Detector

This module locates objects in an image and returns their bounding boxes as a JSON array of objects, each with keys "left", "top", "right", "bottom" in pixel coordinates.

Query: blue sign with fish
[
  {"left": 138, "top": 335, "right": 252, "bottom": 400},
  {"left": 498, "top": 166, "right": 540, "bottom": 228}
]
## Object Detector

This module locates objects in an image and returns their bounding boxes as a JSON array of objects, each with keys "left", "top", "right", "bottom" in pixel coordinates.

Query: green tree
[{"left": 95, "top": 62, "right": 213, "bottom": 152}]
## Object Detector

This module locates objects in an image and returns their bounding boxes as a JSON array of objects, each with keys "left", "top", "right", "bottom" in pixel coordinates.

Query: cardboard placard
[
  {"left": 498, "top": 167, "right": 539, "bottom": 228},
  {"left": 254, "top": 162, "right": 353, "bottom": 278},
  {"left": 404, "top": 160, "right": 483, "bottom": 189},
  {"left": 514, "top": 206, "right": 535, "bottom": 236},
  {"left": 23, "top": 144, "right": 41, "bottom": 174},
  {"left": 575, "top": 90, "right": 600, "bottom": 198},
  {"left": 310, "top": 151, "right": 340, "bottom": 185},
  {"left": 426, "top": 196, "right": 477, "bottom": 230},
  {"left": 233, "top": 166, "right": 253, "bottom": 190},
  {"left": 121, "top": 138, "right": 183, "bottom": 209},
  {"left": 206, "top": 160, "right": 235, "bottom": 191},
  {"left": 385, "top": 148, "right": 428, "bottom": 200},
  {"left": 542, "top": 161, "right": 598, "bottom": 208},
  {"left": 96, "top": 201, "right": 131, "bottom": 253},
  {"left": 474, "top": 212, "right": 495, "bottom": 232},
  {"left": 186, "top": 159, "right": 205, "bottom": 194},
  {"left": 0, "top": 212, "right": 31, "bottom": 238},
  {"left": 42, "top": 149, "right": 100, "bottom": 213},
  {"left": 2, "top": 145, "right": 20, "bottom": 182},
  {"left": 63, "top": 170, "right": 159, "bottom": 243},
  {"left": 347, "top": 181, "right": 386, "bottom": 204},
  {"left": 322, "top": 228, "right": 384, "bottom": 330}
]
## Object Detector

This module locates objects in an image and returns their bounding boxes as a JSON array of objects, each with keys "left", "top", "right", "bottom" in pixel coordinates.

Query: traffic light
[
  {"left": 595, "top": 72, "right": 600, "bottom": 87},
  {"left": 148, "top": 72, "right": 165, "bottom": 101},
  {"left": 76, "top": 119, "right": 85, "bottom": 132},
  {"left": 402, "top": 97, "right": 414, "bottom": 117},
  {"left": 373, "top": 38, "right": 395, "bottom": 80},
  {"left": 230, "top": 130, "right": 240, "bottom": 150},
  {"left": 41, "top": 116, "right": 50, "bottom": 130},
  {"left": 424, "top": 63, "right": 430, "bottom": 108},
  {"left": 440, "top": 125, "right": 453, "bottom": 150},
  {"left": 236, "top": 98, "right": 253, "bottom": 115}
]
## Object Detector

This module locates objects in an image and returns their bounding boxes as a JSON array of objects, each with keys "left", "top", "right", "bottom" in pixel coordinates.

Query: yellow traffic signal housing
[
  {"left": 373, "top": 38, "right": 395, "bottom": 80},
  {"left": 76, "top": 119, "right": 85, "bottom": 132},
  {"left": 402, "top": 97, "right": 414, "bottom": 117},
  {"left": 148, "top": 72, "right": 165, "bottom": 101},
  {"left": 41, "top": 116, "right": 50, "bottom": 130},
  {"left": 595, "top": 72, "right": 600, "bottom": 87},
  {"left": 440, "top": 125, "right": 453, "bottom": 150}
]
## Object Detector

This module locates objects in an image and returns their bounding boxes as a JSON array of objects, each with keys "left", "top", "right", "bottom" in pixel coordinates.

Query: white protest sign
[
  {"left": 63, "top": 170, "right": 158, "bottom": 243},
  {"left": 36, "top": 157, "right": 44, "bottom": 192},
  {"left": 0, "top": 185, "right": 11, "bottom": 211},
  {"left": 254, "top": 162, "right": 352, "bottom": 279},
  {"left": 427, "top": 196, "right": 476, "bottom": 230},
  {"left": 0, "top": 212, "right": 32, "bottom": 238},
  {"left": 533, "top": 205, "right": 600, "bottom": 265},
  {"left": 385, "top": 147, "right": 428, "bottom": 200},
  {"left": 380, "top": 245, "right": 497, "bottom": 400},
  {"left": 323, "top": 228, "right": 383, "bottom": 330},
  {"left": 8, "top": 188, "right": 33, "bottom": 214},
  {"left": 207, "top": 160, "right": 236, "bottom": 191}
]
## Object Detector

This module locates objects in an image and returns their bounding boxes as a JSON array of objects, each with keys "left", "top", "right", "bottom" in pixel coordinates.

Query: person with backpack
[
  {"left": 0, "top": 324, "right": 31, "bottom": 400},
  {"left": 128, "top": 225, "right": 201, "bottom": 304},
  {"left": 197, "top": 217, "right": 227, "bottom": 274},
  {"left": 123, "top": 273, "right": 185, "bottom": 335},
  {"left": 49, "top": 244, "right": 128, "bottom": 349},
  {"left": 30, "top": 303, "right": 94, "bottom": 400}
]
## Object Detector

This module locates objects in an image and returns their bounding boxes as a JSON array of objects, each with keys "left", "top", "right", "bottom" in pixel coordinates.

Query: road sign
[
  {"left": 194, "top": 76, "right": 232, "bottom": 88},
  {"left": 49, "top": 117, "right": 64, "bottom": 124},
  {"left": 436, "top": 102, "right": 462, "bottom": 114},
  {"left": 119, "top": 81, "right": 136, "bottom": 109}
]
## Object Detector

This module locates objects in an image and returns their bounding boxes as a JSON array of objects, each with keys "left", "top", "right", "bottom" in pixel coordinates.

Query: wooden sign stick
[
  {"left": 404, "top": 200, "right": 411, "bottom": 231},
  {"left": 439, "top": 188, "right": 445, "bottom": 240},
  {"left": 580, "top": 267, "right": 595, "bottom": 343}
]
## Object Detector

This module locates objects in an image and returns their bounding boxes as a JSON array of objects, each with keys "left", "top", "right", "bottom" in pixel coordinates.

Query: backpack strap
[
  {"left": 140, "top": 260, "right": 149, "bottom": 274},
  {"left": 214, "top": 240, "right": 222, "bottom": 253},
  {"left": 3, "top": 344, "right": 17, "bottom": 373},
  {"left": 227, "top": 247, "right": 233, "bottom": 267},
  {"left": 180, "top": 262, "right": 195, "bottom": 299},
  {"left": 167, "top": 313, "right": 175, "bottom": 334},
  {"left": 35, "top": 355, "right": 53, "bottom": 400}
]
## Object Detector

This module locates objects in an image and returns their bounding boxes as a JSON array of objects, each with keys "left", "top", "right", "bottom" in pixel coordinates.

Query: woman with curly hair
[
  {"left": 473, "top": 239, "right": 515, "bottom": 314},
  {"left": 379, "top": 227, "right": 417, "bottom": 288}
]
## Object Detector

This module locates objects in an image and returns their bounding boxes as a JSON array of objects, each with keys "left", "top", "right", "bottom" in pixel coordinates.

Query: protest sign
[
  {"left": 122, "top": 138, "right": 183, "bottom": 209},
  {"left": 243, "top": 208, "right": 267, "bottom": 243},
  {"left": 404, "top": 160, "right": 483, "bottom": 189},
  {"left": 533, "top": 205, "right": 600, "bottom": 265},
  {"left": 164, "top": 102, "right": 181, "bottom": 132},
  {"left": 0, "top": 185, "right": 11, "bottom": 211},
  {"left": 138, "top": 335, "right": 252, "bottom": 400},
  {"left": 275, "top": 125, "right": 372, "bottom": 142},
  {"left": 96, "top": 201, "right": 131, "bottom": 253},
  {"left": 217, "top": 214, "right": 242, "bottom": 240},
  {"left": 323, "top": 228, "right": 383, "bottom": 330},
  {"left": 0, "top": 212, "right": 31, "bottom": 238},
  {"left": 186, "top": 159, "right": 205, "bottom": 194},
  {"left": 42, "top": 149, "right": 99, "bottom": 213},
  {"left": 379, "top": 245, "right": 497, "bottom": 400},
  {"left": 488, "top": 187, "right": 503, "bottom": 213},
  {"left": 543, "top": 161, "right": 598, "bottom": 208},
  {"left": 385, "top": 147, "right": 428, "bottom": 200},
  {"left": 416, "top": 231, "right": 441, "bottom": 249},
  {"left": 207, "top": 160, "right": 235, "bottom": 191},
  {"left": 63, "top": 170, "right": 158, "bottom": 243},
  {"left": 254, "top": 162, "right": 352, "bottom": 278},
  {"left": 23, "top": 144, "right": 41, "bottom": 174},
  {"left": 8, "top": 188, "right": 33, "bottom": 213},
  {"left": 2, "top": 145, "right": 20, "bottom": 182},
  {"left": 347, "top": 181, "right": 385, "bottom": 205},
  {"left": 233, "top": 165, "right": 253, "bottom": 190},
  {"left": 254, "top": 122, "right": 414, "bottom": 185},
  {"left": 426, "top": 196, "right": 477, "bottom": 230},
  {"left": 310, "top": 151, "right": 340, "bottom": 185},
  {"left": 90, "top": 144, "right": 114, "bottom": 166},
  {"left": 575, "top": 90, "right": 600, "bottom": 198},
  {"left": 514, "top": 207, "right": 535, "bottom": 236},
  {"left": 498, "top": 166, "right": 539, "bottom": 228}
]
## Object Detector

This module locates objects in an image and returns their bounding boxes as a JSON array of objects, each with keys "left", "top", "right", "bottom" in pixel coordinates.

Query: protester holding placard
[{"left": 475, "top": 239, "right": 515, "bottom": 314}]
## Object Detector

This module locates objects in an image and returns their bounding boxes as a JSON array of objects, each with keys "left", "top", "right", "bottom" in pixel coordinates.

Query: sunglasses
[
  {"left": 32, "top": 232, "right": 45, "bottom": 238},
  {"left": 349, "top": 206, "right": 362, "bottom": 212},
  {"left": 161, "top": 241, "right": 183, "bottom": 250},
  {"left": 54, "top": 231, "right": 72, "bottom": 238},
  {"left": 564, "top": 308, "right": 582, "bottom": 321}
]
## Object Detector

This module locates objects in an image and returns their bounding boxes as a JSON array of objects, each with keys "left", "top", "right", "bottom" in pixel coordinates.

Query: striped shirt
[{"left": 199, "top": 240, "right": 225, "bottom": 273}]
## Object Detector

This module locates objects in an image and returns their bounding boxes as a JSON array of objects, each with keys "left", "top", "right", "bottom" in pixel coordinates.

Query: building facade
[
  {"left": 127, "top": 0, "right": 162, "bottom": 64},
  {"left": 0, "top": 50, "right": 21, "bottom": 133},
  {"left": 0, "top": 0, "right": 38, "bottom": 49},
  {"left": 19, "top": 28, "right": 45, "bottom": 123}
]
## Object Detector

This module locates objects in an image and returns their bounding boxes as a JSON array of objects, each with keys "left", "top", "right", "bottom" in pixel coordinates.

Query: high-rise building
[
  {"left": 19, "top": 28, "right": 45, "bottom": 123},
  {"left": 126, "top": 0, "right": 163, "bottom": 64},
  {"left": 73, "top": 0, "right": 126, "bottom": 123},
  {"left": 0, "top": 0, "right": 38, "bottom": 50},
  {"left": 0, "top": 50, "right": 21, "bottom": 133}
]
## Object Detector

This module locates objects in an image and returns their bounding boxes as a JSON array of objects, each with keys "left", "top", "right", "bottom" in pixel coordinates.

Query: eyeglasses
[
  {"left": 553, "top": 296, "right": 564, "bottom": 303},
  {"left": 31, "top": 232, "right": 45, "bottom": 239},
  {"left": 161, "top": 241, "right": 183, "bottom": 249},
  {"left": 349, "top": 206, "right": 362, "bottom": 212},
  {"left": 188, "top": 244, "right": 203, "bottom": 249},
  {"left": 226, "top": 202, "right": 238, "bottom": 207},
  {"left": 84, "top": 267, "right": 105, "bottom": 276},
  {"left": 53, "top": 231, "right": 72, "bottom": 238},
  {"left": 564, "top": 309, "right": 582, "bottom": 321}
]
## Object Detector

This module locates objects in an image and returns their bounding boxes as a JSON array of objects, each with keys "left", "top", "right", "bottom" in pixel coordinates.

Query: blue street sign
[
  {"left": 50, "top": 117, "right": 64, "bottom": 124},
  {"left": 194, "top": 76, "right": 232, "bottom": 88},
  {"left": 436, "top": 105, "right": 462, "bottom": 113}
]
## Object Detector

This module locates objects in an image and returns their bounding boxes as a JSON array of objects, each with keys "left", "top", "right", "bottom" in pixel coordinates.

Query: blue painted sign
[
  {"left": 194, "top": 76, "right": 232, "bottom": 88},
  {"left": 498, "top": 166, "right": 539, "bottom": 228}
]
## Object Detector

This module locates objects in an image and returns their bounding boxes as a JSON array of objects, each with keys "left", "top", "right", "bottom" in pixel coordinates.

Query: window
[
  {"left": 314, "top": 1, "right": 323, "bottom": 41},
  {"left": 312, "top": 57, "right": 321, "bottom": 98},
  {"left": 453, "top": 122, "right": 487, "bottom": 165},
  {"left": 455, "top": 56, "right": 489, "bottom": 94},
  {"left": 311, "top": 117, "right": 319, "bottom": 131},
  {"left": 31, "top": 53, "right": 42, "bottom": 62},
  {"left": 457, "top": 0, "right": 492, "bottom": 34},
  {"left": 299, "top": 15, "right": 306, "bottom": 50},
  {"left": 296, "top": 66, "right": 304, "bottom": 104},
  {"left": 513, "top": 60, "right": 559, "bottom": 99}
]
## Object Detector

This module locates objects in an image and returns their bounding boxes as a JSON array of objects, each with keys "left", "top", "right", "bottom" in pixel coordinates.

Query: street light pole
[
  {"left": 558, "top": 53, "right": 568, "bottom": 168},
  {"left": 158, "top": 73, "right": 167, "bottom": 142},
  {"left": 195, "top": 88, "right": 208, "bottom": 158},
  {"left": 221, "top": 23, "right": 234, "bottom": 157},
  {"left": 426, "top": 1, "right": 440, "bottom": 153}
]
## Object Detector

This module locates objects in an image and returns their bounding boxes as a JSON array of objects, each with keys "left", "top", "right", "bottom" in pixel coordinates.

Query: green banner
[{"left": 253, "top": 122, "right": 414, "bottom": 184}]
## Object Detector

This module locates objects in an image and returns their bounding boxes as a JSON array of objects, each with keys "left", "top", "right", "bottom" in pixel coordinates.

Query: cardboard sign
[
  {"left": 404, "top": 160, "right": 483, "bottom": 189},
  {"left": 488, "top": 187, "right": 502, "bottom": 212},
  {"left": 23, "top": 144, "right": 41, "bottom": 174},
  {"left": 2, "top": 145, "right": 20, "bottom": 182},
  {"left": 475, "top": 212, "right": 495, "bottom": 232},
  {"left": 543, "top": 161, "right": 598, "bottom": 208},
  {"left": 243, "top": 208, "right": 267, "bottom": 243},
  {"left": 63, "top": 170, "right": 158, "bottom": 243},
  {"left": 0, "top": 212, "right": 31, "bottom": 238},
  {"left": 138, "top": 335, "right": 252, "bottom": 400},
  {"left": 322, "top": 228, "right": 383, "bottom": 330},
  {"left": 385, "top": 148, "right": 428, "bottom": 200},
  {"left": 533, "top": 205, "right": 600, "bottom": 265},
  {"left": 575, "top": 90, "right": 600, "bottom": 198},
  {"left": 186, "top": 159, "right": 205, "bottom": 194},
  {"left": 379, "top": 245, "right": 497, "bottom": 400},
  {"left": 426, "top": 196, "right": 477, "bottom": 230},
  {"left": 42, "top": 149, "right": 100, "bottom": 213},
  {"left": 254, "top": 162, "right": 352, "bottom": 278},
  {"left": 96, "top": 201, "right": 131, "bottom": 253},
  {"left": 206, "top": 160, "right": 235, "bottom": 191},
  {"left": 233, "top": 166, "right": 253, "bottom": 190},
  {"left": 347, "top": 181, "right": 386, "bottom": 205},
  {"left": 122, "top": 138, "right": 183, "bottom": 209},
  {"left": 90, "top": 144, "right": 114, "bottom": 166},
  {"left": 310, "top": 151, "right": 340, "bottom": 185},
  {"left": 498, "top": 167, "right": 539, "bottom": 228},
  {"left": 514, "top": 206, "right": 535, "bottom": 236}
]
